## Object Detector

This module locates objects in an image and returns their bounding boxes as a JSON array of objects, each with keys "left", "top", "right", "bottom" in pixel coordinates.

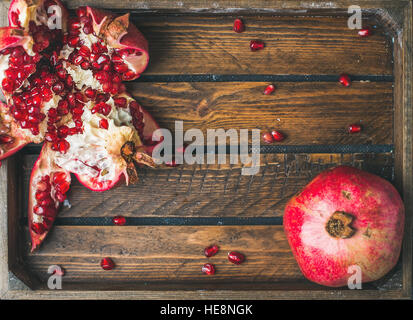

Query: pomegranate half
[{"left": 283, "top": 166, "right": 404, "bottom": 287}]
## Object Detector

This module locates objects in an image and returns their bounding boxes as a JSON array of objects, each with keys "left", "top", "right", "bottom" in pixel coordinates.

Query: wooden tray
[{"left": 0, "top": 0, "right": 412, "bottom": 299}]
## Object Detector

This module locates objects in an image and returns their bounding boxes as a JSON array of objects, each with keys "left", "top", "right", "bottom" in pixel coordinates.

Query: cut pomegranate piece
[
  {"left": 100, "top": 257, "right": 115, "bottom": 270},
  {"left": 28, "top": 144, "right": 71, "bottom": 252},
  {"left": 202, "top": 263, "right": 216, "bottom": 275},
  {"left": 233, "top": 18, "right": 245, "bottom": 33},
  {"left": 358, "top": 27, "right": 372, "bottom": 37},
  {"left": 271, "top": 130, "right": 285, "bottom": 142},
  {"left": 228, "top": 251, "right": 245, "bottom": 264},
  {"left": 204, "top": 244, "right": 219, "bottom": 258},
  {"left": 0, "top": 0, "right": 161, "bottom": 251}
]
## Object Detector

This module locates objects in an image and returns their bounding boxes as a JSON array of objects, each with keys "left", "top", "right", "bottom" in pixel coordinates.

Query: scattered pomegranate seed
[
  {"left": 262, "top": 132, "right": 274, "bottom": 144},
  {"left": 228, "top": 251, "right": 245, "bottom": 265},
  {"left": 100, "top": 257, "right": 115, "bottom": 270},
  {"left": 348, "top": 124, "right": 362, "bottom": 133},
  {"left": 339, "top": 74, "right": 351, "bottom": 87},
  {"left": 112, "top": 215, "right": 126, "bottom": 226},
  {"left": 264, "top": 84, "right": 275, "bottom": 95},
  {"left": 250, "top": 40, "right": 264, "bottom": 51},
  {"left": 233, "top": 18, "right": 245, "bottom": 33},
  {"left": 204, "top": 244, "right": 219, "bottom": 257},
  {"left": 202, "top": 263, "right": 216, "bottom": 275},
  {"left": 271, "top": 130, "right": 285, "bottom": 142},
  {"left": 358, "top": 27, "right": 372, "bottom": 37}
]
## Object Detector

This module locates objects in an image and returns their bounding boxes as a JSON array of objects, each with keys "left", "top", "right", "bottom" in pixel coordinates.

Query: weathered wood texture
[
  {"left": 24, "top": 226, "right": 303, "bottom": 286},
  {"left": 20, "top": 153, "right": 393, "bottom": 218},
  {"left": 132, "top": 16, "right": 392, "bottom": 75},
  {"left": 2, "top": 0, "right": 411, "bottom": 299},
  {"left": 128, "top": 82, "right": 393, "bottom": 145}
]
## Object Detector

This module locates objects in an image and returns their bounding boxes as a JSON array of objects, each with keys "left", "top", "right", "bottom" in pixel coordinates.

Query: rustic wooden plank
[
  {"left": 131, "top": 15, "right": 393, "bottom": 75},
  {"left": 2, "top": 288, "right": 408, "bottom": 300},
  {"left": 21, "top": 153, "right": 393, "bottom": 218},
  {"left": 24, "top": 226, "right": 303, "bottom": 284},
  {"left": 128, "top": 82, "right": 393, "bottom": 145},
  {"left": 63, "top": 0, "right": 410, "bottom": 13}
]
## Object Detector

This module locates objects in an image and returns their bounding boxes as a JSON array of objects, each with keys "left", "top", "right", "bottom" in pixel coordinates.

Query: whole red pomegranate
[{"left": 283, "top": 166, "right": 404, "bottom": 287}]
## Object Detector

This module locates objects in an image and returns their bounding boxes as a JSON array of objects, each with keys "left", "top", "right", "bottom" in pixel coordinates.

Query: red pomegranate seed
[
  {"left": 2, "top": 78, "right": 15, "bottom": 93},
  {"left": 36, "top": 180, "right": 49, "bottom": 192},
  {"left": 112, "top": 216, "right": 126, "bottom": 226},
  {"left": 53, "top": 171, "right": 67, "bottom": 184},
  {"left": 348, "top": 124, "right": 362, "bottom": 133},
  {"left": 204, "top": 244, "right": 219, "bottom": 257},
  {"left": 228, "top": 251, "right": 245, "bottom": 265},
  {"left": 31, "top": 223, "right": 46, "bottom": 234},
  {"left": 114, "top": 63, "right": 129, "bottom": 73},
  {"left": 78, "top": 45, "right": 91, "bottom": 57},
  {"left": 264, "top": 84, "right": 275, "bottom": 95},
  {"left": 84, "top": 88, "right": 96, "bottom": 99},
  {"left": 271, "top": 130, "right": 285, "bottom": 142},
  {"left": 99, "top": 118, "right": 109, "bottom": 129},
  {"left": 83, "top": 23, "right": 93, "bottom": 35},
  {"left": 57, "top": 125, "right": 69, "bottom": 138},
  {"left": 80, "top": 61, "right": 90, "bottom": 70},
  {"left": 52, "top": 266, "right": 65, "bottom": 276},
  {"left": 358, "top": 27, "right": 372, "bottom": 37},
  {"left": 339, "top": 74, "right": 351, "bottom": 87},
  {"left": 76, "top": 6, "right": 87, "bottom": 18},
  {"left": 250, "top": 40, "right": 264, "bottom": 51},
  {"left": 33, "top": 205, "right": 45, "bottom": 215},
  {"left": 233, "top": 18, "right": 245, "bottom": 33},
  {"left": 58, "top": 140, "right": 70, "bottom": 154},
  {"left": 202, "top": 263, "right": 216, "bottom": 275},
  {"left": 113, "top": 97, "right": 127, "bottom": 108},
  {"left": 100, "top": 257, "right": 115, "bottom": 270},
  {"left": 67, "top": 36, "right": 80, "bottom": 47},
  {"left": 262, "top": 132, "right": 274, "bottom": 144}
]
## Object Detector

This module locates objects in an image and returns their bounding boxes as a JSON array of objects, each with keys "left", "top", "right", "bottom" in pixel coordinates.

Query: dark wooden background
[{"left": 14, "top": 12, "right": 398, "bottom": 290}]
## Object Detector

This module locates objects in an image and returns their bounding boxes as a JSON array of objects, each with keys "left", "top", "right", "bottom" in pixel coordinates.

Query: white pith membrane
[{"left": 53, "top": 96, "right": 140, "bottom": 185}]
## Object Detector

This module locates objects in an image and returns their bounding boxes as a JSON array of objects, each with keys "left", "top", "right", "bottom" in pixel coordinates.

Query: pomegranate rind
[
  {"left": 86, "top": 6, "right": 149, "bottom": 77},
  {"left": 28, "top": 143, "right": 71, "bottom": 251},
  {"left": 8, "top": 0, "right": 68, "bottom": 32},
  {"left": 283, "top": 165, "right": 405, "bottom": 287}
]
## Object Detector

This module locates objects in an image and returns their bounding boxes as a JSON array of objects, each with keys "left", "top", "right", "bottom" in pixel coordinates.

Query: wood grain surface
[
  {"left": 24, "top": 226, "right": 304, "bottom": 286},
  {"left": 19, "top": 153, "right": 394, "bottom": 219},
  {"left": 128, "top": 82, "right": 393, "bottom": 145},
  {"left": 131, "top": 16, "right": 393, "bottom": 75}
]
